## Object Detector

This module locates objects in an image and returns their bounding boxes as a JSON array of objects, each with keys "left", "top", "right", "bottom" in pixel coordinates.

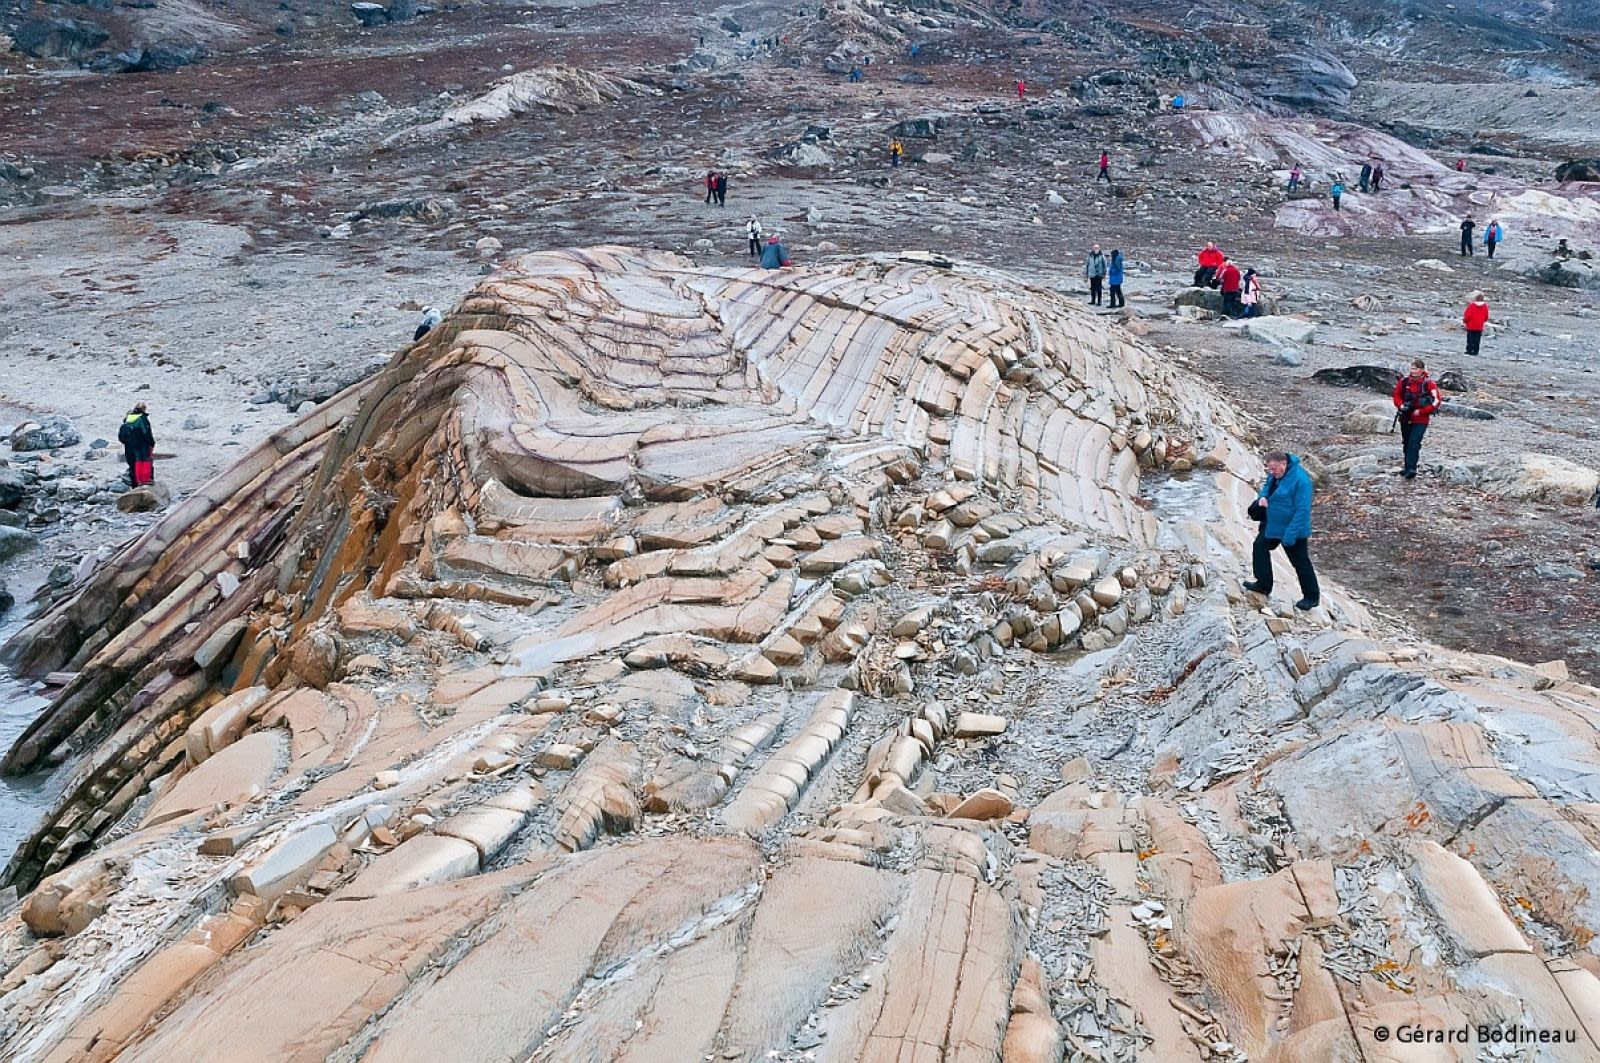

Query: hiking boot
[
  {"left": 1242, "top": 581, "right": 1269, "bottom": 595},
  {"left": 1294, "top": 598, "right": 1320, "bottom": 611},
  {"left": 1402, "top": 470, "right": 1416, "bottom": 480}
]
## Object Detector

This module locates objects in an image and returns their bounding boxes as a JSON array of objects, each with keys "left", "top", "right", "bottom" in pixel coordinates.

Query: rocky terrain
[
  {"left": 0, "top": 249, "right": 1598, "bottom": 1062},
  {"left": 3, "top": 0, "right": 1600, "bottom": 1059}
]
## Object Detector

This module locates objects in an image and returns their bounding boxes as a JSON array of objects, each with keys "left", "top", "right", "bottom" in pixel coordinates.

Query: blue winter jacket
[
  {"left": 1258, "top": 454, "right": 1313, "bottom": 545},
  {"left": 760, "top": 241, "right": 789, "bottom": 269},
  {"left": 1108, "top": 254, "right": 1125, "bottom": 285},
  {"left": 1484, "top": 223, "right": 1503, "bottom": 244}
]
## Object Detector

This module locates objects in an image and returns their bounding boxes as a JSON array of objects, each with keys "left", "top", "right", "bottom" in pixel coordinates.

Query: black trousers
[
  {"left": 1466, "top": 330, "right": 1482, "bottom": 356},
  {"left": 1252, "top": 534, "right": 1319, "bottom": 602},
  {"left": 1108, "top": 283, "right": 1124, "bottom": 308},
  {"left": 1486, "top": 240, "right": 1496, "bottom": 259},
  {"left": 1461, "top": 235, "right": 1472, "bottom": 255},
  {"left": 1097, "top": 167, "right": 1110, "bottom": 182},
  {"left": 1332, "top": 195, "right": 1341, "bottom": 210},
  {"left": 1195, "top": 266, "right": 1217, "bottom": 288},
  {"left": 1222, "top": 290, "right": 1242, "bottom": 317},
  {"left": 1400, "top": 420, "right": 1427, "bottom": 474},
  {"left": 749, "top": 236, "right": 761, "bottom": 256},
  {"left": 1089, "top": 277, "right": 1103, "bottom": 304}
]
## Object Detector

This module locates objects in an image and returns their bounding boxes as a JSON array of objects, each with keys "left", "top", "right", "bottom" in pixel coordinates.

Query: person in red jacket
[
  {"left": 1097, "top": 150, "right": 1110, "bottom": 182},
  {"left": 1194, "top": 242, "right": 1224, "bottom": 287},
  {"left": 1463, "top": 291, "right": 1489, "bottom": 356},
  {"left": 1217, "top": 257, "right": 1243, "bottom": 317},
  {"left": 1392, "top": 359, "right": 1442, "bottom": 479},
  {"left": 1015, "top": 78, "right": 1026, "bottom": 99}
]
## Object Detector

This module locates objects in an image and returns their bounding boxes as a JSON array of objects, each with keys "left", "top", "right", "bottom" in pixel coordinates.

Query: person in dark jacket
[
  {"left": 760, "top": 233, "right": 790, "bottom": 269},
  {"left": 119, "top": 402, "right": 155, "bottom": 487},
  {"left": 1460, "top": 215, "right": 1475, "bottom": 256},
  {"left": 1359, "top": 162, "right": 1372, "bottom": 193},
  {"left": 714, "top": 172, "right": 728, "bottom": 206},
  {"left": 1243, "top": 451, "right": 1320, "bottom": 610},
  {"left": 1084, "top": 245, "right": 1108, "bottom": 306},
  {"left": 1370, "top": 161, "right": 1384, "bottom": 191},
  {"left": 1392, "top": 359, "right": 1442, "bottom": 479},
  {"left": 1107, "top": 250, "right": 1125, "bottom": 308}
]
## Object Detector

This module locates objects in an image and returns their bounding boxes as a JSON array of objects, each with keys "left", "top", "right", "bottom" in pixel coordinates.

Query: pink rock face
[{"left": 7, "top": 250, "right": 1600, "bottom": 1063}]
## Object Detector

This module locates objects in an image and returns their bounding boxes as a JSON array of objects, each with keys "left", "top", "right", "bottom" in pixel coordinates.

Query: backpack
[{"left": 118, "top": 420, "right": 136, "bottom": 446}]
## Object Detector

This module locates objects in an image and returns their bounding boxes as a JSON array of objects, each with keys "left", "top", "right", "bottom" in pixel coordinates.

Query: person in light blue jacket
[
  {"left": 1483, "top": 219, "right": 1503, "bottom": 259},
  {"left": 1243, "top": 451, "right": 1320, "bottom": 610}
]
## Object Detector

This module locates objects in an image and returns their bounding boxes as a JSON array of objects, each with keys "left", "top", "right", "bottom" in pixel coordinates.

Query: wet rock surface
[{"left": 0, "top": 252, "right": 1598, "bottom": 1061}]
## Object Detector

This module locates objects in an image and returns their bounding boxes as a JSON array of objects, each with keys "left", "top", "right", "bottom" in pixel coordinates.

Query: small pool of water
[
  {"left": 0, "top": 608, "right": 67, "bottom": 872},
  {"left": 1142, "top": 469, "right": 1225, "bottom": 555}
]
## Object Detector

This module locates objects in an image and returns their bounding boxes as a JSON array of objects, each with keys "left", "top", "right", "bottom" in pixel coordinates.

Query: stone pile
[{"left": 1, "top": 249, "right": 1598, "bottom": 1061}]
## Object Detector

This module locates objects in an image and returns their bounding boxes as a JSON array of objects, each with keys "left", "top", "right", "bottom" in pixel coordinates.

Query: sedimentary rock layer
[{"left": 2, "top": 248, "right": 1598, "bottom": 1062}]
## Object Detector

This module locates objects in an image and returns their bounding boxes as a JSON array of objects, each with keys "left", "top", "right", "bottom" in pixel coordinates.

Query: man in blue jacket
[{"left": 1243, "top": 451, "right": 1320, "bottom": 610}]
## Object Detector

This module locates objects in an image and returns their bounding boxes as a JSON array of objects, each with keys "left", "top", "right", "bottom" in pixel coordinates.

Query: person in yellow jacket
[{"left": 889, "top": 138, "right": 904, "bottom": 168}]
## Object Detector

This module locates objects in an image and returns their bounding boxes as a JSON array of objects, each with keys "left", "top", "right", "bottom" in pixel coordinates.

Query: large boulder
[
  {"left": 1555, "top": 160, "right": 1600, "bottom": 183},
  {"left": 10, "top": 17, "right": 109, "bottom": 61},
  {"left": 117, "top": 482, "right": 172, "bottom": 513},
  {"left": 351, "top": 2, "right": 390, "bottom": 26},
  {"left": 0, "top": 525, "right": 38, "bottom": 562},
  {"left": 0, "top": 467, "right": 26, "bottom": 509},
  {"left": 11, "top": 415, "right": 81, "bottom": 452},
  {"left": 1532, "top": 258, "right": 1600, "bottom": 289},
  {"left": 1235, "top": 47, "right": 1357, "bottom": 113},
  {"left": 1223, "top": 315, "right": 1316, "bottom": 346},
  {"left": 1479, "top": 454, "right": 1600, "bottom": 506},
  {"left": 1341, "top": 399, "right": 1397, "bottom": 435},
  {"left": 1173, "top": 287, "right": 1281, "bottom": 317}
]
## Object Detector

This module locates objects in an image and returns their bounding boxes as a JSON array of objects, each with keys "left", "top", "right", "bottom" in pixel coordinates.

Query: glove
[{"left": 1247, "top": 499, "right": 1267, "bottom": 522}]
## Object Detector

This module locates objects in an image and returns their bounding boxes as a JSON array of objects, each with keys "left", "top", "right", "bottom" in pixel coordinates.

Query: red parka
[
  {"left": 1393, "top": 373, "right": 1442, "bottom": 426},
  {"left": 1463, "top": 300, "right": 1489, "bottom": 332}
]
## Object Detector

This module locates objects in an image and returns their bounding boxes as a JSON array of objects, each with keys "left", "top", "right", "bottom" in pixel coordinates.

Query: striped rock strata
[{"left": 0, "top": 248, "right": 1598, "bottom": 1062}]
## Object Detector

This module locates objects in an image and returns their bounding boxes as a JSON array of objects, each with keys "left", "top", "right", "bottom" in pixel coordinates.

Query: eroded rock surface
[{"left": 3, "top": 249, "right": 1600, "bottom": 1062}]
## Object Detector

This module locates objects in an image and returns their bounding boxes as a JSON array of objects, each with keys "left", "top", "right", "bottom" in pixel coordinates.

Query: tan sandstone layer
[{"left": 0, "top": 248, "right": 1597, "bottom": 1061}]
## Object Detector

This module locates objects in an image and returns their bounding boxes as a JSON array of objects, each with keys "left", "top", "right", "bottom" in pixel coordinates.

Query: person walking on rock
[
  {"left": 746, "top": 216, "right": 764, "bottom": 257},
  {"left": 1330, "top": 179, "right": 1344, "bottom": 211},
  {"left": 119, "top": 401, "right": 156, "bottom": 488},
  {"left": 1484, "top": 218, "right": 1502, "bottom": 259},
  {"left": 704, "top": 170, "right": 717, "bottom": 205},
  {"left": 1194, "top": 242, "right": 1224, "bottom": 288},
  {"left": 889, "top": 138, "right": 904, "bottom": 167},
  {"left": 1460, "top": 215, "right": 1475, "bottom": 256},
  {"left": 760, "top": 232, "right": 790, "bottom": 269},
  {"left": 1463, "top": 291, "right": 1489, "bottom": 356},
  {"left": 1392, "top": 359, "right": 1441, "bottom": 479},
  {"left": 1015, "top": 78, "right": 1026, "bottom": 100},
  {"left": 412, "top": 306, "right": 442, "bottom": 342},
  {"left": 1371, "top": 161, "right": 1384, "bottom": 191},
  {"left": 714, "top": 172, "right": 728, "bottom": 206},
  {"left": 1359, "top": 161, "right": 1372, "bottom": 193},
  {"left": 1097, "top": 150, "right": 1110, "bottom": 183},
  {"left": 1287, "top": 165, "right": 1303, "bottom": 192},
  {"left": 1243, "top": 450, "right": 1320, "bottom": 611},
  {"left": 1218, "top": 256, "right": 1243, "bottom": 318},
  {"left": 1084, "top": 244, "right": 1108, "bottom": 306},
  {"left": 1107, "top": 249, "right": 1126, "bottom": 308},
  {"left": 1456, "top": 157, "right": 1466, "bottom": 172},
  {"left": 848, "top": 66, "right": 863, "bottom": 82}
]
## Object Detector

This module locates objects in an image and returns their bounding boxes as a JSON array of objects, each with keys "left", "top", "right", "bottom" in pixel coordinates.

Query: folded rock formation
[{"left": 2, "top": 247, "right": 1599, "bottom": 1061}]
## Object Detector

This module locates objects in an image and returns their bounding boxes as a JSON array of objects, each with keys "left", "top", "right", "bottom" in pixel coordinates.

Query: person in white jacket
[{"left": 747, "top": 217, "right": 764, "bottom": 257}]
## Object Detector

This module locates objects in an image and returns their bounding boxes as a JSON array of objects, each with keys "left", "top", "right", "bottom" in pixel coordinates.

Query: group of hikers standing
[
  {"left": 1082, "top": 245, "right": 1126, "bottom": 308},
  {"left": 1286, "top": 158, "right": 1384, "bottom": 211},
  {"left": 704, "top": 171, "right": 730, "bottom": 206},
  {"left": 1459, "top": 215, "right": 1504, "bottom": 258},
  {"left": 1193, "top": 242, "right": 1263, "bottom": 318}
]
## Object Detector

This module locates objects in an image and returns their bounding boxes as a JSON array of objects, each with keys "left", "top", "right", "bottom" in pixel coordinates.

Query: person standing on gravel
[
  {"left": 889, "top": 138, "right": 904, "bottom": 168},
  {"left": 1463, "top": 292, "right": 1489, "bottom": 356},
  {"left": 1097, "top": 150, "right": 1111, "bottom": 183},
  {"left": 746, "top": 216, "right": 764, "bottom": 257},
  {"left": 1084, "top": 244, "right": 1108, "bottom": 306},
  {"left": 1015, "top": 78, "right": 1026, "bottom": 99},
  {"left": 1244, "top": 451, "right": 1319, "bottom": 611},
  {"left": 714, "top": 172, "right": 728, "bottom": 206},
  {"left": 1287, "top": 165, "right": 1303, "bottom": 192},
  {"left": 1240, "top": 268, "right": 1262, "bottom": 317},
  {"left": 1484, "top": 219, "right": 1503, "bottom": 259},
  {"left": 118, "top": 402, "right": 156, "bottom": 488},
  {"left": 704, "top": 171, "right": 717, "bottom": 205},
  {"left": 1460, "top": 215, "right": 1475, "bottom": 256},
  {"left": 1107, "top": 249, "right": 1126, "bottom": 308},
  {"left": 1217, "top": 257, "right": 1243, "bottom": 317},
  {"left": 1392, "top": 359, "right": 1442, "bottom": 479}
]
